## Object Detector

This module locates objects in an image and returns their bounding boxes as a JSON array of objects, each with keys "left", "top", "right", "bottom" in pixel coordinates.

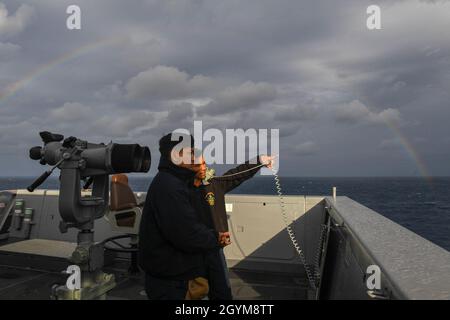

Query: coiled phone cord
[{"left": 271, "top": 168, "right": 318, "bottom": 290}]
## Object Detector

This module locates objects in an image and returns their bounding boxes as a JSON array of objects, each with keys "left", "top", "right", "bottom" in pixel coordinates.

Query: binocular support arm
[
  {"left": 27, "top": 158, "right": 65, "bottom": 192},
  {"left": 27, "top": 147, "right": 80, "bottom": 193},
  {"left": 59, "top": 167, "right": 109, "bottom": 232}
]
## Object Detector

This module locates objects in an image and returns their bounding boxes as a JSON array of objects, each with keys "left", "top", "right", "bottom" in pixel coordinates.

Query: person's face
[
  {"left": 172, "top": 147, "right": 196, "bottom": 169},
  {"left": 193, "top": 156, "right": 207, "bottom": 179}
]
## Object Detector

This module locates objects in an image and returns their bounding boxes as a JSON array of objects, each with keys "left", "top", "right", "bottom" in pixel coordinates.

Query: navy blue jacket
[
  {"left": 138, "top": 157, "right": 220, "bottom": 280},
  {"left": 193, "top": 158, "right": 263, "bottom": 232}
]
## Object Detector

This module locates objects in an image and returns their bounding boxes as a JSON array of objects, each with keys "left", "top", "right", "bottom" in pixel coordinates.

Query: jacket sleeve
[
  {"left": 151, "top": 187, "right": 220, "bottom": 253},
  {"left": 213, "top": 156, "right": 262, "bottom": 193}
]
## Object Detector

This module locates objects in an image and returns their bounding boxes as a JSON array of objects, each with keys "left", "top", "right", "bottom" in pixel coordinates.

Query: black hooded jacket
[{"left": 138, "top": 156, "right": 220, "bottom": 280}]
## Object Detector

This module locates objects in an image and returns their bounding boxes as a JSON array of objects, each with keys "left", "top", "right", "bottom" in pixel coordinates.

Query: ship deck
[
  {"left": 2, "top": 190, "right": 450, "bottom": 300},
  {"left": 0, "top": 260, "right": 308, "bottom": 300}
]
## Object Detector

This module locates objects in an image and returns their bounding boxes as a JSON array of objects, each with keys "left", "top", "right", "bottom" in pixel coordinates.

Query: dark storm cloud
[
  {"left": 125, "top": 65, "right": 215, "bottom": 101},
  {"left": 292, "top": 141, "right": 319, "bottom": 156},
  {"left": 334, "top": 100, "right": 402, "bottom": 125},
  {"left": 138, "top": 102, "right": 196, "bottom": 141},
  {"left": 201, "top": 81, "right": 277, "bottom": 116},
  {"left": 273, "top": 105, "right": 319, "bottom": 122},
  {"left": 1, "top": 0, "right": 450, "bottom": 176},
  {"left": 0, "top": 2, "right": 34, "bottom": 40}
]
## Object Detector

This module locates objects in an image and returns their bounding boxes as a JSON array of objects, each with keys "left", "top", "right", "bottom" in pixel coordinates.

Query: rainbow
[
  {"left": 0, "top": 37, "right": 125, "bottom": 102},
  {"left": 383, "top": 118, "right": 433, "bottom": 185}
]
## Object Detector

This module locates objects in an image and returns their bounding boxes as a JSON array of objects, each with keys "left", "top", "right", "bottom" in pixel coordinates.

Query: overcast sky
[{"left": 0, "top": 0, "right": 449, "bottom": 177}]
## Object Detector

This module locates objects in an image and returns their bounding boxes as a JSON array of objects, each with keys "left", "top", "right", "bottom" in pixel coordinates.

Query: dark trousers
[
  {"left": 144, "top": 274, "right": 188, "bottom": 300},
  {"left": 206, "top": 249, "right": 233, "bottom": 300}
]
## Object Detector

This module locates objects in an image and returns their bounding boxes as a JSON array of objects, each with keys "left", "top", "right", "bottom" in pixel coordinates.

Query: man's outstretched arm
[{"left": 213, "top": 155, "right": 274, "bottom": 193}]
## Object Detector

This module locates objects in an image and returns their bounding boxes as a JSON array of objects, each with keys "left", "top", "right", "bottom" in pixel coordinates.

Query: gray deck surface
[{"left": 0, "top": 263, "right": 307, "bottom": 300}]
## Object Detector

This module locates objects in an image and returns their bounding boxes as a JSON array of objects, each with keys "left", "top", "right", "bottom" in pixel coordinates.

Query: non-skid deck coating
[
  {"left": 0, "top": 239, "right": 76, "bottom": 258},
  {"left": 0, "top": 263, "right": 308, "bottom": 300}
]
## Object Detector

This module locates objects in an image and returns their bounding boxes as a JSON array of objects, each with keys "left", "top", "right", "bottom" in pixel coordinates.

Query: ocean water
[{"left": 1, "top": 176, "right": 449, "bottom": 251}]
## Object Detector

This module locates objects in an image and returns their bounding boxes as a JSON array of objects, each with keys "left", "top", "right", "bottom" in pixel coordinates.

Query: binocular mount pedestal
[{"left": 51, "top": 167, "right": 116, "bottom": 300}]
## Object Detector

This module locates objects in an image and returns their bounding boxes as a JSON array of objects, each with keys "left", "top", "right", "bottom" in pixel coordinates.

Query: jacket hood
[{"left": 158, "top": 156, "right": 196, "bottom": 183}]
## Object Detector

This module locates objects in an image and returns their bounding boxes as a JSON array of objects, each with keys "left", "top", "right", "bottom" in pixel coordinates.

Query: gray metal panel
[
  {"left": 223, "top": 194, "right": 326, "bottom": 274},
  {"left": 9, "top": 191, "right": 46, "bottom": 239},
  {"left": 304, "top": 196, "right": 326, "bottom": 265},
  {"left": 319, "top": 223, "right": 373, "bottom": 299},
  {"left": 326, "top": 196, "right": 450, "bottom": 300}
]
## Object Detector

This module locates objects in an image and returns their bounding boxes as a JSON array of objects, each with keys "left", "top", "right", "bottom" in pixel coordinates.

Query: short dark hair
[{"left": 159, "top": 132, "right": 194, "bottom": 159}]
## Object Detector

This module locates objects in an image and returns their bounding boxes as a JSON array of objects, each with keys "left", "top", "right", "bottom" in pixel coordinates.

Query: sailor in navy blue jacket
[
  {"left": 138, "top": 133, "right": 227, "bottom": 299},
  {"left": 138, "top": 155, "right": 221, "bottom": 281}
]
